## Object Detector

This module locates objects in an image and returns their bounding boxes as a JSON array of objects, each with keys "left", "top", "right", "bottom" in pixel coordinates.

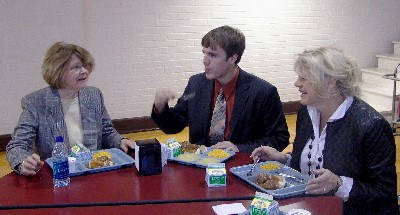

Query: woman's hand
[
  {"left": 211, "top": 141, "right": 239, "bottom": 152},
  {"left": 19, "top": 153, "right": 44, "bottom": 176},
  {"left": 120, "top": 138, "right": 136, "bottom": 153},
  {"left": 250, "top": 146, "right": 286, "bottom": 163},
  {"left": 305, "top": 168, "right": 339, "bottom": 194}
]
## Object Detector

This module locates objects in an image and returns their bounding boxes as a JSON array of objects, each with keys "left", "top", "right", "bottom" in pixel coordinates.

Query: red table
[
  {"left": 0, "top": 197, "right": 342, "bottom": 215},
  {"left": 0, "top": 152, "right": 343, "bottom": 214}
]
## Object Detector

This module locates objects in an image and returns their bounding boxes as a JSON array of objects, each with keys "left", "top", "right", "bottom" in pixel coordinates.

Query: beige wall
[{"left": 1, "top": 0, "right": 400, "bottom": 135}]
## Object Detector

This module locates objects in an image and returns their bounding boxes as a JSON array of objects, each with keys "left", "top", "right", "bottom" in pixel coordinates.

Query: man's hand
[
  {"left": 211, "top": 141, "right": 239, "bottom": 152},
  {"left": 154, "top": 89, "right": 177, "bottom": 113}
]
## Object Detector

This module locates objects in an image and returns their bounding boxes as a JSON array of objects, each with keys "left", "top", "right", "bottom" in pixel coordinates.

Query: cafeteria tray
[
  {"left": 168, "top": 148, "right": 235, "bottom": 168},
  {"left": 46, "top": 148, "right": 135, "bottom": 177},
  {"left": 230, "top": 161, "right": 310, "bottom": 199}
]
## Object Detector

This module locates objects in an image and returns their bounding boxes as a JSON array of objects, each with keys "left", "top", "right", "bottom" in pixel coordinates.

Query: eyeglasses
[{"left": 68, "top": 63, "right": 89, "bottom": 73}]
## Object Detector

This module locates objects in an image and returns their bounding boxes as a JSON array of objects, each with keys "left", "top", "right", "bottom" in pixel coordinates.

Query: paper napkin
[{"left": 212, "top": 203, "right": 247, "bottom": 215}]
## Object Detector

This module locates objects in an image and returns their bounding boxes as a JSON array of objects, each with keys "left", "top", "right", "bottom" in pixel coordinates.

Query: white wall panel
[{"left": 1, "top": 0, "right": 400, "bottom": 134}]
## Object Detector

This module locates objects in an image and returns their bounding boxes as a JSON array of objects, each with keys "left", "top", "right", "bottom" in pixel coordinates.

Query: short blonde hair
[
  {"left": 42, "top": 42, "right": 95, "bottom": 88},
  {"left": 294, "top": 47, "right": 361, "bottom": 97}
]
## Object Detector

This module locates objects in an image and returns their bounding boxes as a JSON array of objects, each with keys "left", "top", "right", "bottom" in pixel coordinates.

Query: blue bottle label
[{"left": 53, "top": 159, "right": 69, "bottom": 179}]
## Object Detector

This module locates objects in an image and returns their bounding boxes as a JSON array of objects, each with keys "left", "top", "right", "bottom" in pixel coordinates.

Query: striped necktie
[{"left": 209, "top": 89, "right": 226, "bottom": 145}]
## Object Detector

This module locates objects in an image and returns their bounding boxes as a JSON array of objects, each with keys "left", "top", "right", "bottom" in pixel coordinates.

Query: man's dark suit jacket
[{"left": 152, "top": 69, "right": 290, "bottom": 153}]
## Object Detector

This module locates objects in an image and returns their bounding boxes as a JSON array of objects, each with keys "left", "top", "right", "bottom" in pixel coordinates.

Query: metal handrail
[
  {"left": 382, "top": 63, "right": 400, "bottom": 133},
  {"left": 382, "top": 63, "right": 400, "bottom": 80}
]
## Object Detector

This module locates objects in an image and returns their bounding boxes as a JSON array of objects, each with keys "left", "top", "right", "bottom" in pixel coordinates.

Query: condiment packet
[
  {"left": 68, "top": 157, "right": 76, "bottom": 173},
  {"left": 160, "top": 143, "right": 168, "bottom": 167}
]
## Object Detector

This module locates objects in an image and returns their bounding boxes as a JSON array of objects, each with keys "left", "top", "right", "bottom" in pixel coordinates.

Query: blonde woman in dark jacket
[{"left": 251, "top": 47, "right": 397, "bottom": 214}]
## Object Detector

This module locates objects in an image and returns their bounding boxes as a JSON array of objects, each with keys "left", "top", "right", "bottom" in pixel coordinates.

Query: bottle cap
[{"left": 56, "top": 136, "right": 64, "bottom": 142}]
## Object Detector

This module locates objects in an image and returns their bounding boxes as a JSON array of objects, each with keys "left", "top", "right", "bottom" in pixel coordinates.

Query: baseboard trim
[
  {"left": 112, "top": 116, "right": 159, "bottom": 134},
  {"left": 282, "top": 100, "right": 301, "bottom": 115},
  {"left": 0, "top": 134, "right": 11, "bottom": 152},
  {"left": 0, "top": 101, "right": 301, "bottom": 152}
]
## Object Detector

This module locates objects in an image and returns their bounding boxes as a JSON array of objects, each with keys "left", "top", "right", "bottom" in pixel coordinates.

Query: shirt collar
[
  {"left": 307, "top": 96, "right": 354, "bottom": 135},
  {"left": 214, "top": 67, "right": 239, "bottom": 99},
  {"left": 328, "top": 96, "right": 354, "bottom": 121}
]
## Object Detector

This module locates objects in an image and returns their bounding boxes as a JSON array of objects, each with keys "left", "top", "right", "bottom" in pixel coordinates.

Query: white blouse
[
  {"left": 300, "top": 96, "right": 354, "bottom": 201},
  {"left": 61, "top": 97, "right": 83, "bottom": 148}
]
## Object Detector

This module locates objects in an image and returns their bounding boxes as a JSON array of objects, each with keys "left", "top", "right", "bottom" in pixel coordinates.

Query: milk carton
[
  {"left": 69, "top": 141, "right": 91, "bottom": 162},
  {"left": 166, "top": 138, "right": 182, "bottom": 159},
  {"left": 250, "top": 192, "right": 279, "bottom": 215},
  {"left": 205, "top": 163, "right": 226, "bottom": 187}
]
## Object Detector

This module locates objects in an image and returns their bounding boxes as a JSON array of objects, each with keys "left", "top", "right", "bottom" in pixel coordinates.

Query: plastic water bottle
[{"left": 52, "top": 136, "right": 70, "bottom": 187}]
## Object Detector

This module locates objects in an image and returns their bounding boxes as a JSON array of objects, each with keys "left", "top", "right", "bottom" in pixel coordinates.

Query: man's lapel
[{"left": 229, "top": 71, "right": 251, "bottom": 139}]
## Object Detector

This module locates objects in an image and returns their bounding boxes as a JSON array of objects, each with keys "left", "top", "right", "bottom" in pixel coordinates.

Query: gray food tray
[
  {"left": 46, "top": 148, "right": 135, "bottom": 176},
  {"left": 168, "top": 147, "right": 235, "bottom": 168},
  {"left": 230, "top": 161, "right": 310, "bottom": 199}
]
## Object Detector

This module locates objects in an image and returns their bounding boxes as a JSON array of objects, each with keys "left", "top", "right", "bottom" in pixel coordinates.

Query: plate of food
[
  {"left": 230, "top": 161, "right": 310, "bottom": 199},
  {"left": 46, "top": 148, "right": 135, "bottom": 176},
  {"left": 168, "top": 141, "right": 235, "bottom": 168}
]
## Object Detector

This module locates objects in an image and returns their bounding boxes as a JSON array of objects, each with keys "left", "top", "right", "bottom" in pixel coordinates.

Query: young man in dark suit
[{"left": 152, "top": 25, "right": 289, "bottom": 153}]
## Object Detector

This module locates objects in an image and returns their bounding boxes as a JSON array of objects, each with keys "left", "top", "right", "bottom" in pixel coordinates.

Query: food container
[
  {"left": 70, "top": 141, "right": 91, "bottom": 162},
  {"left": 169, "top": 147, "right": 235, "bottom": 168},
  {"left": 166, "top": 138, "right": 182, "bottom": 159},
  {"left": 206, "top": 163, "right": 226, "bottom": 187},
  {"left": 250, "top": 192, "right": 279, "bottom": 215},
  {"left": 46, "top": 148, "right": 135, "bottom": 176},
  {"left": 230, "top": 161, "right": 310, "bottom": 199}
]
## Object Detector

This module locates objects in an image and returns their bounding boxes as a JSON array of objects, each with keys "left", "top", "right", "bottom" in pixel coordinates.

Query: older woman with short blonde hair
[{"left": 252, "top": 47, "right": 397, "bottom": 214}]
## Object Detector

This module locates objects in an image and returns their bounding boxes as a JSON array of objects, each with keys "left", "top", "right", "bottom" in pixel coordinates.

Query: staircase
[{"left": 360, "top": 41, "right": 400, "bottom": 117}]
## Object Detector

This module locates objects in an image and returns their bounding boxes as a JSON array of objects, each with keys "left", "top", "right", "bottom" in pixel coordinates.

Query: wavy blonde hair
[
  {"left": 42, "top": 42, "right": 95, "bottom": 88},
  {"left": 294, "top": 47, "right": 361, "bottom": 98}
]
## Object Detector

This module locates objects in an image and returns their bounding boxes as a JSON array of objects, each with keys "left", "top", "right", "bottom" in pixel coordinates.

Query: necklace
[{"left": 307, "top": 134, "right": 323, "bottom": 177}]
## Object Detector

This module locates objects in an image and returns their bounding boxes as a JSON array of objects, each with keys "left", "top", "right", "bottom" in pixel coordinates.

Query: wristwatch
[
  {"left": 15, "top": 161, "right": 24, "bottom": 175},
  {"left": 332, "top": 176, "right": 343, "bottom": 194}
]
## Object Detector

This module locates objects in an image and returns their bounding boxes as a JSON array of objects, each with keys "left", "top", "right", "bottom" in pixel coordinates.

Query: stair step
[
  {"left": 362, "top": 68, "right": 395, "bottom": 87},
  {"left": 360, "top": 84, "right": 393, "bottom": 111},
  {"left": 359, "top": 97, "right": 391, "bottom": 113},
  {"left": 376, "top": 54, "right": 400, "bottom": 71},
  {"left": 359, "top": 95, "right": 391, "bottom": 113},
  {"left": 361, "top": 84, "right": 394, "bottom": 96},
  {"left": 359, "top": 41, "right": 400, "bottom": 117},
  {"left": 394, "top": 41, "right": 400, "bottom": 55},
  {"left": 374, "top": 106, "right": 392, "bottom": 115},
  {"left": 363, "top": 67, "right": 394, "bottom": 75}
]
